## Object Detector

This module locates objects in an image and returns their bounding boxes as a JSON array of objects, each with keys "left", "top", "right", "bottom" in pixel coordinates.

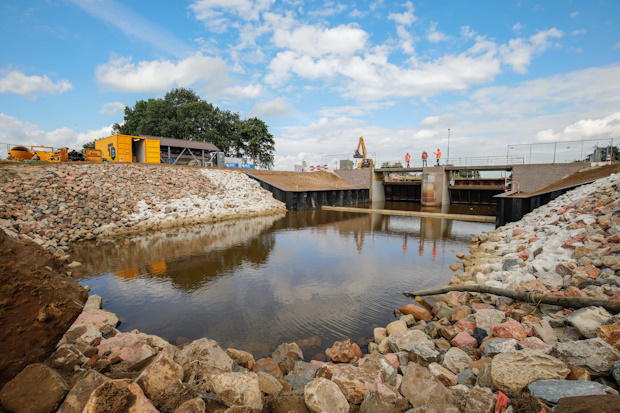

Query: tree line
[{"left": 86, "top": 88, "right": 275, "bottom": 167}]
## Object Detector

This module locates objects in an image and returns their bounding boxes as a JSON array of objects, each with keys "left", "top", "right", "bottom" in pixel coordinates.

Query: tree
[
  {"left": 82, "top": 141, "right": 95, "bottom": 149},
  {"left": 111, "top": 88, "right": 274, "bottom": 163}
]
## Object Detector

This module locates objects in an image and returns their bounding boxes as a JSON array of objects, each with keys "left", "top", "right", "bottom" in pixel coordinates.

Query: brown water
[{"left": 72, "top": 204, "right": 494, "bottom": 359}]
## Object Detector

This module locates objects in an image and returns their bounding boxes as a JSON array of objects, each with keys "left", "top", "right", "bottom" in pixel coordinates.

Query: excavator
[{"left": 353, "top": 136, "right": 374, "bottom": 169}]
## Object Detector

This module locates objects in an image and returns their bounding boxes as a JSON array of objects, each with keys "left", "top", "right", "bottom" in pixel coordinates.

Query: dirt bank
[{"left": 245, "top": 170, "right": 358, "bottom": 191}]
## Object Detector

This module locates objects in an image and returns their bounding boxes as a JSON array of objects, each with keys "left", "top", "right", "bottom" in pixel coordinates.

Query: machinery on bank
[
  {"left": 7, "top": 145, "right": 103, "bottom": 162},
  {"left": 353, "top": 137, "right": 374, "bottom": 169}
]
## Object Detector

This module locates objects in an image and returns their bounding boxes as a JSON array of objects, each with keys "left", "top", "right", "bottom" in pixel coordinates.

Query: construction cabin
[{"left": 95, "top": 134, "right": 220, "bottom": 166}]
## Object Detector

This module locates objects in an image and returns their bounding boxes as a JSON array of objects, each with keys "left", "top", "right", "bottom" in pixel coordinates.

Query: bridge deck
[{"left": 376, "top": 164, "right": 514, "bottom": 173}]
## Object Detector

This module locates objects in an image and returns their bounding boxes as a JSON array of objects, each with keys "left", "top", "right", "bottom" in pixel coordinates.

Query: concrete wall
[{"left": 512, "top": 163, "right": 588, "bottom": 193}]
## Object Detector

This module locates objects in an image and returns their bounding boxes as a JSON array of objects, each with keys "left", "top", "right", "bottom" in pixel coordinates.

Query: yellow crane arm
[{"left": 354, "top": 137, "right": 367, "bottom": 158}]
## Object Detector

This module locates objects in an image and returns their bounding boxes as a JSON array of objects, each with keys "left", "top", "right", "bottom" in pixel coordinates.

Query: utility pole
[{"left": 447, "top": 128, "right": 450, "bottom": 166}]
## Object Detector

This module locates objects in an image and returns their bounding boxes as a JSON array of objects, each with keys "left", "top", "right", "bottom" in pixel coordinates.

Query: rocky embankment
[
  {"left": 0, "top": 163, "right": 286, "bottom": 259},
  {"left": 2, "top": 169, "right": 620, "bottom": 412}
]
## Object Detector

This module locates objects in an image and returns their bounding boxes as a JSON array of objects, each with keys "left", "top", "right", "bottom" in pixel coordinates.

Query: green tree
[
  {"left": 238, "top": 118, "right": 275, "bottom": 167},
  {"left": 82, "top": 141, "right": 95, "bottom": 149}
]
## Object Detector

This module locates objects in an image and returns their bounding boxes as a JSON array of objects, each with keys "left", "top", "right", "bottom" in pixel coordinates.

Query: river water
[{"left": 73, "top": 203, "right": 494, "bottom": 359}]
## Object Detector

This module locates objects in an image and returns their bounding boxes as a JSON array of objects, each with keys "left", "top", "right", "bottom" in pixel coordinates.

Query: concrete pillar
[
  {"left": 371, "top": 169, "right": 385, "bottom": 203},
  {"left": 421, "top": 166, "right": 450, "bottom": 206}
]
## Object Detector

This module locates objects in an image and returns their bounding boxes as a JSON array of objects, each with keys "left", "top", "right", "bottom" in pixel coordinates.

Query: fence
[
  {"left": 377, "top": 155, "right": 525, "bottom": 169},
  {"left": 507, "top": 138, "right": 616, "bottom": 164}
]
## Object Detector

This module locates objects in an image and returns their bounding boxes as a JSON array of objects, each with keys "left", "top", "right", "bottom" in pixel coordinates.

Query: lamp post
[{"left": 447, "top": 128, "right": 450, "bottom": 166}]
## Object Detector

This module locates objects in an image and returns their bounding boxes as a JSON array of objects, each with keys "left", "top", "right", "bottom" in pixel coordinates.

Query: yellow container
[{"left": 95, "top": 134, "right": 160, "bottom": 164}]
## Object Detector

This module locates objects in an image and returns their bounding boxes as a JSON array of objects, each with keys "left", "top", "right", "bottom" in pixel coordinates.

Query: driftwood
[{"left": 403, "top": 285, "right": 620, "bottom": 314}]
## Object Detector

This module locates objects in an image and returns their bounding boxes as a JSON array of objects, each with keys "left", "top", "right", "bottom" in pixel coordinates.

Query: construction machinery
[
  {"left": 30, "top": 146, "right": 61, "bottom": 162},
  {"left": 353, "top": 137, "right": 374, "bottom": 169}
]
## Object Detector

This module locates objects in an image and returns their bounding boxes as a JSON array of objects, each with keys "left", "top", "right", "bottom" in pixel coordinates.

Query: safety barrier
[
  {"left": 504, "top": 177, "right": 521, "bottom": 195},
  {"left": 309, "top": 164, "right": 329, "bottom": 171}
]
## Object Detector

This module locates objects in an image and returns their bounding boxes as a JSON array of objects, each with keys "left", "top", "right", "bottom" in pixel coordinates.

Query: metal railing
[
  {"left": 507, "top": 138, "right": 616, "bottom": 164},
  {"left": 376, "top": 155, "right": 525, "bottom": 169}
]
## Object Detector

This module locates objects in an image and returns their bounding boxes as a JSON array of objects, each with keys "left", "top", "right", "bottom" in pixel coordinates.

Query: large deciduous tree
[{"left": 112, "top": 88, "right": 275, "bottom": 166}]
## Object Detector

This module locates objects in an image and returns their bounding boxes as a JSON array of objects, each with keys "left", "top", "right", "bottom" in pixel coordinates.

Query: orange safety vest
[
  {"left": 405, "top": 153, "right": 411, "bottom": 162},
  {"left": 422, "top": 151, "right": 427, "bottom": 159},
  {"left": 435, "top": 150, "right": 441, "bottom": 159}
]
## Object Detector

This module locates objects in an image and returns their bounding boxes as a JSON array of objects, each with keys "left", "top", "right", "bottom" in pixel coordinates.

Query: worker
[
  {"left": 421, "top": 151, "right": 428, "bottom": 167},
  {"left": 405, "top": 152, "right": 411, "bottom": 168},
  {"left": 434, "top": 148, "right": 441, "bottom": 166}
]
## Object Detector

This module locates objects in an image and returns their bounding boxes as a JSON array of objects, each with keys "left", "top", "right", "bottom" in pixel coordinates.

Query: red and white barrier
[{"left": 309, "top": 164, "right": 329, "bottom": 171}]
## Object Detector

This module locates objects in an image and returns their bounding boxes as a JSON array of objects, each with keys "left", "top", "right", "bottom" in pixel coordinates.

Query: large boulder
[
  {"left": 135, "top": 352, "right": 185, "bottom": 409},
  {"left": 98, "top": 333, "right": 156, "bottom": 364},
  {"left": 82, "top": 380, "right": 158, "bottom": 413},
  {"left": 552, "top": 338, "right": 620, "bottom": 376},
  {"left": 174, "top": 338, "right": 233, "bottom": 383},
  {"left": 272, "top": 342, "right": 304, "bottom": 364},
  {"left": 304, "top": 377, "right": 349, "bottom": 413},
  {"left": 359, "top": 383, "right": 409, "bottom": 413},
  {"left": 387, "top": 330, "right": 431, "bottom": 353},
  {"left": 56, "top": 370, "right": 110, "bottom": 413},
  {"left": 490, "top": 349, "right": 570, "bottom": 395},
  {"left": 210, "top": 372, "right": 262, "bottom": 410},
  {"left": 566, "top": 307, "right": 611, "bottom": 338},
  {"left": 326, "top": 338, "right": 358, "bottom": 363},
  {"left": 399, "top": 363, "right": 457, "bottom": 409},
  {"left": 0, "top": 230, "right": 87, "bottom": 387},
  {"left": 331, "top": 364, "right": 382, "bottom": 404},
  {"left": 443, "top": 347, "right": 473, "bottom": 374},
  {"left": 528, "top": 379, "right": 617, "bottom": 404},
  {"left": 0, "top": 363, "right": 70, "bottom": 413}
]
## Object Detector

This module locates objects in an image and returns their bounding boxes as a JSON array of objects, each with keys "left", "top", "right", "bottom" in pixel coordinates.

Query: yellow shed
[{"left": 95, "top": 134, "right": 161, "bottom": 164}]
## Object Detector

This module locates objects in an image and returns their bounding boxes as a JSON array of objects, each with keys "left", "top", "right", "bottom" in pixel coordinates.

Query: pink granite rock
[
  {"left": 512, "top": 229, "right": 525, "bottom": 237},
  {"left": 565, "top": 286, "right": 589, "bottom": 298},
  {"left": 384, "top": 353, "right": 399, "bottom": 369},
  {"left": 451, "top": 332, "right": 478, "bottom": 348},
  {"left": 428, "top": 362, "right": 458, "bottom": 387},
  {"left": 456, "top": 320, "right": 476, "bottom": 331},
  {"left": 491, "top": 320, "right": 527, "bottom": 341}
]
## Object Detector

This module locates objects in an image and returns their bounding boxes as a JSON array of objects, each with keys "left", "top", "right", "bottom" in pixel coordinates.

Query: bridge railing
[{"left": 376, "top": 155, "right": 525, "bottom": 169}]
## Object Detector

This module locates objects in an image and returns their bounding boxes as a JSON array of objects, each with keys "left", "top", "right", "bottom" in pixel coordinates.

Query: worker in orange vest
[
  {"left": 405, "top": 152, "right": 411, "bottom": 168},
  {"left": 421, "top": 151, "right": 428, "bottom": 167},
  {"left": 434, "top": 148, "right": 441, "bottom": 166}
]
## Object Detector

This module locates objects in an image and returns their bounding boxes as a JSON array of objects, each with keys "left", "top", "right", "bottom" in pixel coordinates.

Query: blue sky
[{"left": 1, "top": 0, "right": 619, "bottom": 169}]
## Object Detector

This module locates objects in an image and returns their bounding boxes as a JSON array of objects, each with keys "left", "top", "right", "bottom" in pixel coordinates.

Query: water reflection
[{"left": 73, "top": 208, "right": 493, "bottom": 359}]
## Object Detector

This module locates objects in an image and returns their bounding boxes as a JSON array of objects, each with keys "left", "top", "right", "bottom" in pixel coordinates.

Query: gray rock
[
  {"left": 474, "top": 309, "right": 506, "bottom": 328},
  {"left": 442, "top": 347, "right": 472, "bottom": 374},
  {"left": 284, "top": 361, "right": 319, "bottom": 390},
  {"left": 565, "top": 306, "right": 611, "bottom": 338},
  {"left": 457, "top": 369, "right": 477, "bottom": 386},
  {"left": 552, "top": 338, "right": 620, "bottom": 376},
  {"left": 388, "top": 330, "right": 431, "bottom": 353},
  {"left": 528, "top": 379, "right": 617, "bottom": 404},
  {"left": 83, "top": 294, "right": 102, "bottom": 312},
  {"left": 481, "top": 337, "right": 517, "bottom": 357},
  {"left": 406, "top": 341, "right": 441, "bottom": 367},
  {"left": 613, "top": 360, "right": 620, "bottom": 386},
  {"left": 502, "top": 258, "right": 519, "bottom": 271},
  {"left": 272, "top": 342, "right": 304, "bottom": 364},
  {"left": 0, "top": 363, "right": 70, "bottom": 413},
  {"left": 56, "top": 370, "right": 110, "bottom": 413}
]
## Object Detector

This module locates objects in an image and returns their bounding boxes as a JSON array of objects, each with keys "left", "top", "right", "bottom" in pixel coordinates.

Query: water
[{"left": 72, "top": 204, "right": 494, "bottom": 359}]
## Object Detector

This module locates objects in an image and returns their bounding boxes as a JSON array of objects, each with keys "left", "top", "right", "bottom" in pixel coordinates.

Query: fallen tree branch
[{"left": 403, "top": 285, "right": 620, "bottom": 314}]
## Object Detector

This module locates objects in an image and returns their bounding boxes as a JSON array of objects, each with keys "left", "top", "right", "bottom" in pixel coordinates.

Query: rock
[
  {"left": 374, "top": 328, "right": 388, "bottom": 343},
  {"left": 400, "top": 363, "right": 456, "bottom": 409},
  {"left": 387, "top": 329, "right": 431, "bottom": 353},
  {"left": 258, "top": 371, "right": 283, "bottom": 395},
  {"left": 490, "top": 319, "right": 527, "bottom": 341},
  {"left": 304, "top": 377, "right": 350, "bottom": 413},
  {"left": 0, "top": 363, "right": 70, "bottom": 413},
  {"left": 442, "top": 347, "right": 472, "bottom": 374},
  {"left": 252, "top": 357, "right": 283, "bottom": 379},
  {"left": 316, "top": 362, "right": 340, "bottom": 380},
  {"left": 451, "top": 331, "right": 478, "bottom": 348},
  {"left": 474, "top": 309, "right": 506, "bottom": 328},
  {"left": 481, "top": 337, "right": 517, "bottom": 357},
  {"left": 226, "top": 348, "right": 256, "bottom": 370},
  {"left": 98, "top": 333, "right": 156, "bottom": 364},
  {"left": 267, "top": 393, "right": 310, "bottom": 413},
  {"left": 284, "top": 361, "right": 319, "bottom": 390},
  {"left": 517, "top": 337, "right": 551, "bottom": 353},
  {"left": 531, "top": 320, "right": 558, "bottom": 345},
  {"left": 464, "top": 386, "right": 496, "bottom": 413},
  {"left": 361, "top": 352, "right": 398, "bottom": 385},
  {"left": 83, "top": 380, "right": 157, "bottom": 412},
  {"left": 490, "top": 349, "right": 570, "bottom": 395},
  {"left": 84, "top": 294, "right": 103, "bottom": 312},
  {"left": 552, "top": 338, "right": 620, "bottom": 376},
  {"left": 457, "top": 369, "right": 477, "bottom": 386},
  {"left": 407, "top": 341, "right": 441, "bottom": 366},
  {"left": 57, "top": 370, "right": 110, "bottom": 413},
  {"left": 554, "top": 394, "right": 620, "bottom": 413},
  {"left": 400, "top": 314, "right": 415, "bottom": 326},
  {"left": 272, "top": 342, "right": 304, "bottom": 364},
  {"left": 567, "top": 366, "right": 591, "bottom": 381},
  {"left": 326, "top": 338, "right": 358, "bottom": 363},
  {"left": 331, "top": 364, "right": 382, "bottom": 404},
  {"left": 566, "top": 306, "right": 612, "bottom": 338},
  {"left": 174, "top": 338, "right": 233, "bottom": 383},
  {"left": 400, "top": 304, "right": 433, "bottom": 321},
  {"left": 428, "top": 362, "right": 458, "bottom": 386},
  {"left": 445, "top": 291, "right": 471, "bottom": 308},
  {"left": 528, "top": 379, "right": 617, "bottom": 404},
  {"left": 386, "top": 320, "right": 408, "bottom": 336},
  {"left": 173, "top": 397, "right": 205, "bottom": 413},
  {"left": 135, "top": 352, "right": 184, "bottom": 408},
  {"left": 596, "top": 323, "right": 620, "bottom": 351},
  {"left": 359, "top": 385, "right": 409, "bottom": 413},
  {"left": 210, "top": 372, "right": 262, "bottom": 410}
]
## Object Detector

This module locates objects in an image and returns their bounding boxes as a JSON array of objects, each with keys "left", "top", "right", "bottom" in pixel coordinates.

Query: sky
[{"left": 1, "top": 0, "right": 619, "bottom": 170}]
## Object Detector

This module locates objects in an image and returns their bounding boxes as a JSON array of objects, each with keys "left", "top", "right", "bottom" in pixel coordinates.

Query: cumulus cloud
[
  {"left": 95, "top": 53, "right": 229, "bottom": 93},
  {"left": 615, "top": 42, "right": 620, "bottom": 49},
  {"left": 223, "top": 83, "right": 263, "bottom": 99},
  {"left": 388, "top": 1, "right": 417, "bottom": 26},
  {"left": 500, "top": 28, "right": 564, "bottom": 74},
  {"left": 272, "top": 24, "right": 369, "bottom": 58},
  {"left": 396, "top": 25, "right": 415, "bottom": 54},
  {"left": 535, "top": 111, "right": 620, "bottom": 142},
  {"left": 99, "top": 101, "right": 125, "bottom": 115},
  {"left": 0, "top": 113, "right": 112, "bottom": 151},
  {"left": 248, "top": 97, "right": 293, "bottom": 117},
  {"left": 190, "top": 0, "right": 275, "bottom": 31},
  {"left": 0, "top": 70, "right": 72, "bottom": 98},
  {"left": 318, "top": 101, "right": 396, "bottom": 117},
  {"left": 512, "top": 22, "right": 525, "bottom": 33},
  {"left": 460, "top": 26, "right": 476, "bottom": 39},
  {"left": 427, "top": 22, "right": 449, "bottom": 43}
]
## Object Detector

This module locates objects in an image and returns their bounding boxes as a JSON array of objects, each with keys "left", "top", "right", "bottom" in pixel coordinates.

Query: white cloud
[
  {"left": 348, "top": 9, "right": 366, "bottom": 18},
  {"left": 615, "top": 42, "right": 620, "bottom": 49},
  {"left": 0, "top": 113, "right": 112, "bottom": 151},
  {"left": 95, "top": 53, "right": 229, "bottom": 93},
  {"left": 512, "top": 22, "right": 525, "bottom": 33},
  {"left": 570, "top": 29, "right": 586, "bottom": 36},
  {"left": 190, "top": 0, "right": 275, "bottom": 31},
  {"left": 460, "top": 26, "right": 476, "bottom": 39},
  {"left": 500, "top": 28, "right": 564, "bottom": 74},
  {"left": 388, "top": 1, "right": 417, "bottom": 26},
  {"left": 223, "top": 83, "right": 263, "bottom": 99},
  {"left": 99, "top": 101, "right": 125, "bottom": 115},
  {"left": 307, "top": 2, "right": 347, "bottom": 18},
  {"left": 427, "top": 22, "right": 449, "bottom": 43},
  {"left": 570, "top": 11, "right": 578, "bottom": 18},
  {"left": 248, "top": 97, "right": 293, "bottom": 117},
  {"left": 318, "top": 101, "right": 396, "bottom": 117},
  {"left": 535, "top": 111, "right": 620, "bottom": 142},
  {"left": 396, "top": 25, "right": 415, "bottom": 54},
  {"left": 0, "top": 70, "right": 72, "bottom": 98},
  {"left": 272, "top": 24, "right": 369, "bottom": 58}
]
